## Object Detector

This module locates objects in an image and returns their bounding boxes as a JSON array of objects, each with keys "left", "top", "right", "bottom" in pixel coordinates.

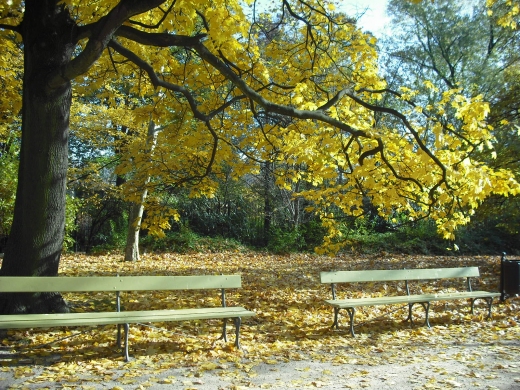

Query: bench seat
[
  {"left": 321, "top": 267, "right": 500, "bottom": 336},
  {"left": 0, "top": 307, "right": 255, "bottom": 329},
  {"left": 324, "top": 290, "right": 501, "bottom": 308}
]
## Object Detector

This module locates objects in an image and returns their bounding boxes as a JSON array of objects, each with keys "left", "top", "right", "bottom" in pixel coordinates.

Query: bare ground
[{"left": 1, "top": 328, "right": 519, "bottom": 389}]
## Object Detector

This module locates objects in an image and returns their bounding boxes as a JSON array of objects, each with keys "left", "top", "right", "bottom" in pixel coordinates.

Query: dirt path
[{"left": 1, "top": 338, "right": 519, "bottom": 389}]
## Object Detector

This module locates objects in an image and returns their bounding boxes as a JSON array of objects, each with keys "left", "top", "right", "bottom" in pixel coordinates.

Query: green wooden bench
[
  {"left": 0, "top": 275, "right": 255, "bottom": 361},
  {"left": 320, "top": 267, "right": 501, "bottom": 336}
]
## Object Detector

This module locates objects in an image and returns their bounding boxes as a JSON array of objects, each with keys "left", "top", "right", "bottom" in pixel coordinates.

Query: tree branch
[
  {"left": 191, "top": 41, "right": 367, "bottom": 138},
  {"left": 128, "top": 0, "right": 177, "bottom": 29},
  {"left": 0, "top": 23, "right": 21, "bottom": 34},
  {"left": 344, "top": 89, "right": 447, "bottom": 180},
  {"left": 114, "top": 25, "right": 206, "bottom": 46},
  {"left": 109, "top": 39, "right": 208, "bottom": 123},
  {"left": 48, "top": 0, "right": 166, "bottom": 90},
  {"left": 107, "top": 21, "right": 447, "bottom": 201},
  {"left": 108, "top": 38, "right": 245, "bottom": 123}
]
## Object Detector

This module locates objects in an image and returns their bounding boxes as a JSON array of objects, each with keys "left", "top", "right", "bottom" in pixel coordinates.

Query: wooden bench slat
[
  {"left": 320, "top": 267, "right": 480, "bottom": 284},
  {"left": 0, "top": 275, "right": 242, "bottom": 292},
  {"left": 324, "top": 291, "right": 501, "bottom": 308},
  {"left": 0, "top": 307, "right": 256, "bottom": 329}
]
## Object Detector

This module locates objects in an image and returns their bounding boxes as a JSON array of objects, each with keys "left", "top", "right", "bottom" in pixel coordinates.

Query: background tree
[
  {"left": 123, "top": 119, "right": 160, "bottom": 262},
  {"left": 382, "top": 0, "right": 520, "bottom": 251},
  {"left": 0, "top": 23, "right": 22, "bottom": 252}
]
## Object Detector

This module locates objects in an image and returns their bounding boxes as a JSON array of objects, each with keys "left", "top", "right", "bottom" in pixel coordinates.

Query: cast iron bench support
[{"left": 322, "top": 267, "right": 500, "bottom": 337}]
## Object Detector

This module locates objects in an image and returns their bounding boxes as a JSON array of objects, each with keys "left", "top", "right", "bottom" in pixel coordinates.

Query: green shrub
[
  {"left": 63, "top": 194, "right": 81, "bottom": 252},
  {"left": 266, "top": 226, "right": 303, "bottom": 254},
  {"left": 299, "top": 220, "right": 326, "bottom": 250},
  {"left": 140, "top": 222, "right": 247, "bottom": 254},
  {"left": 140, "top": 223, "right": 200, "bottom": 253},
  {"left": 338, "top": 216, "right": 520, "bottom": 256},
  {"left": 340, "top": 219, "right": 449, "bottom": 255}
]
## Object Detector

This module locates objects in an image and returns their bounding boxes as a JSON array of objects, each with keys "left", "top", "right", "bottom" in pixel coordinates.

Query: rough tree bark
[
  {"left": 0, "top": 2, "right": 74, "bottom": 313},
  {"left": 0, "top": 0, "right": 165, "bottom": 314}
]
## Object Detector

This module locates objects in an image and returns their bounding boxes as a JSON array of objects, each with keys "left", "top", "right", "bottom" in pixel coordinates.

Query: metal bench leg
[
  {"left": 331, "top": 307, "right": 340, "bottom": 329},
  {"left": 405, "top": 303, "right": 415, "bottom": 326},
  {"left": 233, "top": 317, "right": 242, "bottom": 349},
  {"left": 117, "top": 324, "right": 122, "bottom": 348},
  {"left": 486, "top": 297, "right": 495, "bottom": 319},
  {"left": 346, "top": 307, "right": 356, "bottom": 337},
  {"left": 421, "top": 302, "right": 431, "bottom": 328},
  {"left": 408, "top": 302, "right": 430, "bottom": 327},
  {"left": 471, "top": 297, "right": 495, "bottom": 319},
  {"left": 123, "top": 323, "right": 130, "bottom": 362},
  {"left": 217, "top": 318, "right": 228, "bottom": 342}
]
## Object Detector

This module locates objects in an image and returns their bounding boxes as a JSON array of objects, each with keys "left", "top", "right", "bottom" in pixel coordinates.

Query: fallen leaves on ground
[{"left": 0, "top": 252, "right": 519, "bottom": 389}]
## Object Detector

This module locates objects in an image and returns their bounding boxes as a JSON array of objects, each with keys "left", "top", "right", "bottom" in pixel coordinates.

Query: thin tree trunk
[
  {"left": 124, "top": 119, "right": 159, "bottom": 262},
  {"left": 263, "top": 161, "right": 272, "bottom": 246},
  {"left": 124, "top": 191, "right": 149, "bottom": 262},
  {"left": 0, "top": 3, "right": 75, "bottom": 313}
]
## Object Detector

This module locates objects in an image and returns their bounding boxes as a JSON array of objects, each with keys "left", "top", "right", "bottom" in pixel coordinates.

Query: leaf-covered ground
[{"left": 1, "top": 252, "right": 519, "bottom": 389}]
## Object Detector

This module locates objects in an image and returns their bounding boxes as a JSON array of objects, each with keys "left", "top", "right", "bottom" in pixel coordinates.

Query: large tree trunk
[{"left": 0, "top": 2, "right": 75, "bottom": 314}]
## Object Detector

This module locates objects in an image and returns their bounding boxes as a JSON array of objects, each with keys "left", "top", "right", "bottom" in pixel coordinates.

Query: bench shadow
[{"left": 0, "top": 336, "right": 235, "bottom": 366}]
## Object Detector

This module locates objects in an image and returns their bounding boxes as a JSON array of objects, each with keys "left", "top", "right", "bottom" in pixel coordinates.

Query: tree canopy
[
  {"left": 0, "top": 0, "right": 518, "bottom": 286},
  {"left": 382, "top": 0, "right": 520, "bottom": 244}
]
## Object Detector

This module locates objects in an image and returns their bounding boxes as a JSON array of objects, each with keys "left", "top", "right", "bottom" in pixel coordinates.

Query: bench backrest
[
  {"left": 320, "top": 267, "right": 480, "bottom": 284},
  {"left": 0, "top": 275, "right": 241, "bottom": 293}
]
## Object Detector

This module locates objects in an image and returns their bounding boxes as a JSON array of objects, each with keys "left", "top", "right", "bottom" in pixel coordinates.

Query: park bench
[
  {"left": 0, "top": 275, "right": 255, "bottom": 361},
  {"left": 320, "top": 267, "right": 501, "bottom": 336}
]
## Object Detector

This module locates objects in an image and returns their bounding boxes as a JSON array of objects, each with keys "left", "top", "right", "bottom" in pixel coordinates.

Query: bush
[
  {"left": 341, "top": 219, "right": 449, "bottom": 255},
  {"left": 64, "top": 194, "right": 81, "bottom": 252},
  {"left": 338, "top": 215, "right": 520, "bottom": 256},
  {"left": 299, "top": 220, "right": 326, "bottom": 250},
  {"left": 140, "top": 223, "right": 199, "bottom": 253},
  {"left": 267, "top": 226, "right": 310, "bottom": 254},
  {"left": 140, "top": 222, "right": 246, "bottom": 253}
]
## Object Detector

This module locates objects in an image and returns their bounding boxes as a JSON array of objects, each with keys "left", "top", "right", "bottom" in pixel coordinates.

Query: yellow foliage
[
  {"left": 1, "top": 0, "right": 518, "bottom": 252},
  {"left": 487, "top": 0, "right": 520, "bottom": 28}
]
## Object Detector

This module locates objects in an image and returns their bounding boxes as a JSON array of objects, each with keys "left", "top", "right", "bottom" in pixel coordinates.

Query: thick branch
[
  {"left": 115, "top": 25, "right": 206, "bottom": 47},
  {"left": 192, "top": 41, "right": 366, "bottom": 138},
  {"left": 0, "top": 23, "right": 21, "bottom": 34},
  {"left": 108, "top": 39, "right": 239, "bottom": 122},
  {"left": 48, "top": 0, "right": 166, "bottom": 89},
  {"left": 110, "top": 26, "right": 444, "bottom": 200},
  {"left": 109, "top": 26, "right": 366, "bottom": 137},
  {"left": 317, "top": 88, "right": 350, "bottom": 111},
  {"left": 110, "top": 23, "right": 366, "bottom": 139}
]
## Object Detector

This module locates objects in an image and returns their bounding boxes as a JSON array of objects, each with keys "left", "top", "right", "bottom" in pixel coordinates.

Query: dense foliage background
[{"left": 0, "top": 0, "right": 518, "bottom": 257}]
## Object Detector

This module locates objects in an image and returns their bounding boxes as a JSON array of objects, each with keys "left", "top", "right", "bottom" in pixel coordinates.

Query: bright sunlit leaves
[{"left": 487, "top": 0, "right": 520, "bottom": 28}]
